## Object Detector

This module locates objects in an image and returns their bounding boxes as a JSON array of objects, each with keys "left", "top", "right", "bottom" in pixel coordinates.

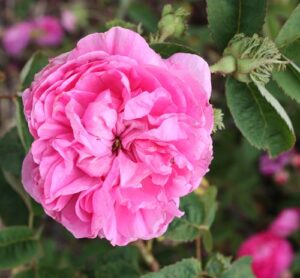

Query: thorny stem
[
  {"left": 0, "top": 94, "right": 18, "bottom": 100},
  {"left": 134, "top": 240, "right": 160, "bottom": 272},
  {"left": 195, "top": 236, "right": 202, "bottom": 263},
  {"left": 28, "top": 212, "right": 34, "bottom": 229},
  {"left": 146, "top": 239, "right": 153, "bottom": 252}
]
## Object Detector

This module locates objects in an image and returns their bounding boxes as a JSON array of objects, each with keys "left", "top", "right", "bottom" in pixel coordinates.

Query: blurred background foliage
[{"left": 1, "top": 0, "right": 300, "bottom": 277}]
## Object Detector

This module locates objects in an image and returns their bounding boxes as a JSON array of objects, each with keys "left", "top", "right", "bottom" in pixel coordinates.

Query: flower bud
[
  {"left": 161, "top": 4, "right": 173, "bottom": 16},
  {"left": 211, "top": 34, "right": 286, "bottom": 85},
  {"left": 224, "top": 34, "right": 286, "bottom": 85},
  {"left": 157, "top": 5, "right": 189, "bottom": 42}
]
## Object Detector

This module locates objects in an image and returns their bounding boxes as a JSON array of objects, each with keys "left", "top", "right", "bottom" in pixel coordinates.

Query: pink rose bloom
[
  {"left": 269, "top": 208, "right": 300, "bottom": 237},
  {"left": 22, "top": 27, "right": 213, "bottom": 246},
  {"left": 33, "top": 16, "right": 63, "bottom": 46},
  {"left": 2, "top": 22, "right": 33, "bottom": 55},
  {"left": 238, "top": 231, "right": 294, "bottom": 278},
  {"left": 61, "top": 10, "right": 77, "bottom": 33}
]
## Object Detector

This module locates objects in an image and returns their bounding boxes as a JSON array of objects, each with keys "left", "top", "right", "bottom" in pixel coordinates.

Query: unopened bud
[
  {"left": 211, "top": 34, "right": 287, "bottom": 85},
  {"left": 224, "top": 34, "right": 287, "bottom": 85},
  {"left": 157, "top": 5, "right": 189, "bottom": 42},
  {"left": 162, "top": 4, "right": 173, "bottom": 16}
]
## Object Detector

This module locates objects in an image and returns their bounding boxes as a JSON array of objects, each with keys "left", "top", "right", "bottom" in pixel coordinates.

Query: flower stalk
[
  {"left": 134, "top": 240, "right": 160, "bottom": 272},
  {"left": 195, "top": 236, "right": 202, "bottom": 263}
]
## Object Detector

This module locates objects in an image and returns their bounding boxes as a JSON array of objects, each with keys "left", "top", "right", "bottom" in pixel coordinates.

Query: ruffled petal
[{"left": 69, "top": 27, "right": 164, "bottom": 66}]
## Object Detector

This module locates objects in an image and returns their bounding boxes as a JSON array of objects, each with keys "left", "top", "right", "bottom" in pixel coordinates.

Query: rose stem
[
  {"left": 195, "top": 236, "right": 202, "bottom": 263},
  {"left": 134, "top": 240, "right": 160, "bottom": 272},
  {"left": 0, "top": 94, "right": 18, "bottom": 100}
]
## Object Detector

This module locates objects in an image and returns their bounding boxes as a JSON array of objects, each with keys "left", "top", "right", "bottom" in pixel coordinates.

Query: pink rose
[
  {"left": 33, "top": 16, "right": 63, "bottom": 46},
  {"left": 269, "top": 208, "right": 300, "bottom": 237},
  {"left": 238, "top": 231, "right": 294, "bottom": 278},
  {"left": 22, "top": 27, "right": 213, "bottom": 246},
  {"left": 2, "top": 22, "right": 33, "bottom": 55}
]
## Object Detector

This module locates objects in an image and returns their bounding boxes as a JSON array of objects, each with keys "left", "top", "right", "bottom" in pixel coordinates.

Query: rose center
[{"left": 112, "top": 136, "right": 122, "bottom": 154}]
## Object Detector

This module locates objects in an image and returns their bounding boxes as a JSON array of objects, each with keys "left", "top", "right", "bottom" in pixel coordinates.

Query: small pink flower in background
[
  {"left": 2, "top": 22, "right": 33, "bottom": 55},
  {"left": 274, "top": 170, "right": 289, "bottom": 186},
  {"left": 2, "top": 16, "right": 63, "bottom": 55},
  {"left": 22, "top": 27, "right": 213, "bottom": 246},
  {"left": 61, "top": 10, "right": 77, "bottom": 32},
  {"left": 33, "top": 16, "right": 63, "bottom": 46},
  {"left": 291, "top": 153, "right": 300, "bottom": 169},
  {"left": 238, "top": 231, "right": 294, "bottom": 278},
  {"left": 259, "top": 150, "right": 294, "bottom": 176},
  {"left": 269, "top": 208, "right": 300, "bottom": 237}
]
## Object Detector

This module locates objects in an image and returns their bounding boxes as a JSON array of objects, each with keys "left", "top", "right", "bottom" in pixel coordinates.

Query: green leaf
[
  {"left": 202, "top": 230, "right": 213, "bottom": 254},
  {"left": 275, "top": 4, "right": 300, "bottom": 65},
  {"left": 0, "top": 129, "right": 34, "bottom": 225},
  {"left": 280, "top": 40, "right": 300, "bottom": 66},
  {"left": 142, "top": 258, "right": 201, "bottom": 278},
  {"left": 0, "top": 226, "right": 39, "bottom": 269},
  {"left": 150, "top": 42, "right": 198, "bottom": 58},
  {"left": 275, "top": 4, "right": 300, "bottom": 50},
  {"left": 128, "top": 3, "right": 158, "bottom": 32},
  {"left": 20, "top": 52, "right": 48, "bottom": 91},
  {"left": 0, "top": 128, "right": 24, "bottom": 176},
  {"left": 207, "top": 0, "right": 267, "bottom": 50},
  {"left": 291, "top": 252, "right": 300, "bottom": 273},
  {"left": 11, "top": 269, "right": 35, "bottom": 278},
  {"left": 18, "top": 52, "right": 48, "bottom": 152},
  {"left": 275, "top": 4, "right": 300, "bottom": 68},
  {"left": 74, "top": 240, "right": 112, "bottom": 268},
  {"left": 2, "top": 170, "right": 33, "bottom": 225},
  {"left": 272, "top": 63, "right": 300, "bottom": 104},
  {"left": 205, "top": 253, "right": 232, "bottom": 277},
  {"left": 225, "top": 77, "right": 295, "bottom": 156},
  {"left": 15, "top": 97, "right": 33, "bottom": 152},
  {"left": 12, "top": 267, "right": 75, "bottom": 278},
  {"left": 15, "top": 0, "right": 34, "bottom": 19},
  {"left": 220, "top": 257, "right": 255, "bottom": 278},
  {"left": 200, "top": 187, "right": 218, "bottom": 227},
  {"left": 95, "top": 246, "right": 141, "bottom": 278},
  {"left": 33, "top": 267, "right": 75, "bottom": 278},
  {"left": 0, "top": 170, "right": 28, "bottom": 226},
  {"left": 164, "top": 193, "right": 206, "bottom": 242}
]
